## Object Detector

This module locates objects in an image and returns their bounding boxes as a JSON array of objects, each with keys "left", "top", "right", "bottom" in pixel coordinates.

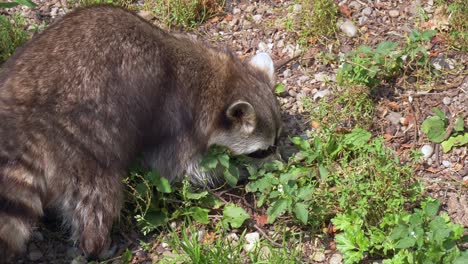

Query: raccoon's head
[{"left": 208, "top": 53, "right": 282, "bottom": 156}]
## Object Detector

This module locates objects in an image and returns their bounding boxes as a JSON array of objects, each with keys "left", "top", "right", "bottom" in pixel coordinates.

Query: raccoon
[{"left": 0, "top": 5, "right": 281, "bottom": 260}]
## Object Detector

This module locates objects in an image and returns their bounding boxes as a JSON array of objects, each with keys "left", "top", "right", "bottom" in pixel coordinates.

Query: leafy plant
[
  {"left": 0, "top": 0, "right": 36, "bottom": 9},
  {"left": 337, "top": 30, "right": 436, "bottom": 88},
  {"left": 421, "top": 107, "right": 467, "bottom": 152},
  {"left": 144, "top": 0, "right": 224, "bottom": 29},
  {"left": 246, "top": 128, "right": 422, "bottom": 229},
  {"left": 0, "top": 14, "right": 28, "bottom": 62},
  {"left": 332, "top": 198, "right": 467, "bottom": 264},
  {"left": 123, "top": 168, "right": 222, "bottom": 234},
  {"left": 296, "top": 0, "right": 338, "bottom": 44}
]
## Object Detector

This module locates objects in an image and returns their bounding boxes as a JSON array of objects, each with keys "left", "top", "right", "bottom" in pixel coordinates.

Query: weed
[
  {"left": 296, "top": 0, "right": 338, "bottom": 44},
  {"left": 337, "top": 30, "right": 436, "bottom": 88},
  {"left": 0, "top": 14, "right": 28, "bottom": 63},
  {"left": 0, "top": 0, "right": 36, "bottom": 8},
  {"left": 435, "top": 0, "right": 468, "bottom": 50},
  {"left": 67, "top": 0, "right": 134, "bottom": 8},
  {"left": 144, "top": 0, "right": 224, "bottom": 29},
  {"left": 421, "top": 107, "right": 467, "bottom": 152}
]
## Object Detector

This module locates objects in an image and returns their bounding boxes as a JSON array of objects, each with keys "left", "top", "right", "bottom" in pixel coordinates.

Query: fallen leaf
[
  {"left": 254, "top": 214, "right": 268, "bottom": 227},
  {"left": 311, "top": 120, "right": 321, "bottom": 129},
  {"left": 431, "top": 35, "right": 446, "bottom": 45},
  {"left": 425, "top": 167, "right": 441, "bottom": 173},
  {"left": 339, "top": 5, "right": 352, "bottom": 17},
  {"left": 386, "top": 101, "right": 400, "bottom": 111},
  {"left": 384, "top": 134, "right": 393, "bottom": 141},
  {"left": 209, "top": 16, "right": 220, "bottom": 23},
  {"left": 224, "top": 14, "right": 233, "bottom": 21},
  {"left": 203, "top": 231, "right": 217, "bottom": 244}
]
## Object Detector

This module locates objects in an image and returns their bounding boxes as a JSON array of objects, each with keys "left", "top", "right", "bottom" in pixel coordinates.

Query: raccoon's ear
[
  {"left": 226, "top": 101, "right": 256, "bottom": 134},
  {"left": 248, "top": 52, "right": 275, "bottom": 87}
]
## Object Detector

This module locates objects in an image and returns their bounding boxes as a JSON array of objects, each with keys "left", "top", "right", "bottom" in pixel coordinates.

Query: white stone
[
  {"left": 442, "top": 160, "right": 451, "bottom": 167},
  {"left": 421, "top": 144, "right": 434, "bottom": 159},
  {"left": 442, "top": 97, "right": 452, "bottom": 105},
  {"left": 232, "top": 7, "right": 241, "bottom": 15},
  {"left": 282, "top": 69, "right": 291, "bottom": 78},
  {"left": 386, "top": 111, "right": 403, "bottom": 126},
  {"left": 339, "top": 20, "right": 358, "bottom": 38},
  {"left": 330, "top": 253, "right": 344, "bottom": 264},
  {"left": 293, "top": 4, "right": 302, "bottom": 13},
  {"left": 362, "top": 7, "right": 372, "bottom": 16},
  {"left": 252, "top": 14, "right": 263, "bottom": 23},
  {"left": 244, "top": 232, "right": 260, "bottom": 252},
  {"left": 389, "top": 10, "right": 400, "bottom": 17},
  {"left": 312, "top": 251, "right": 326, "bottom": 262},
  {"left": 313, "top": 89, "right": 331, "bottom": 101}
]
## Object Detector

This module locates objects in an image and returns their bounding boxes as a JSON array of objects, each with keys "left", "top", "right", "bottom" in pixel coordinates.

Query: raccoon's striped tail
[{"left": 0, "top": 158, "right": 45, "bottom": 261}]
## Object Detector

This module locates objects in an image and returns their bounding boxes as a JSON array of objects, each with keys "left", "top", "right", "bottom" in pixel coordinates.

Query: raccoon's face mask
[{"left": 209, "top": 53, "right": 282, "bottom": 157}]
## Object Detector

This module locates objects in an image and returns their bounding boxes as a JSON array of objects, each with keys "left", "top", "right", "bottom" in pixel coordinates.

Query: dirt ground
[{"left": 2, "top": 0, "right": 466, "bottom": 263}]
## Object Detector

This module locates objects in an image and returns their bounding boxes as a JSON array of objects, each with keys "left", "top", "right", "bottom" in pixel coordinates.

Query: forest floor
[{"left": 2, "top": 0, "right": 467, "bottom": 263}]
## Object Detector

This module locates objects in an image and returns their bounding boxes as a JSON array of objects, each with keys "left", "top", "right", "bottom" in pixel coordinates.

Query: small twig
[
  {"left": 253, "top": 224, "right": 282, "bottom": 248},
  {"left": 274, "top": 54, "right": 301, "bottom": 71},
  {"left": 434, "top": 144, "right": 441, "bottom": 167}
]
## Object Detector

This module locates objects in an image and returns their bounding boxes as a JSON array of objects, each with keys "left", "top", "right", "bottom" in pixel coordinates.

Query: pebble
[
  {"left": 161, "top": 242, "right": 169, "bottom": 248},
  {"left": 463, "top": 176, "right": 468, "bottom": 182},
  {"left": 252, "top": 14, "right": 263, "bottom": 23},
  {"left": 282, "top": 69, "right": 291, "bottom": 78},
  {"left": 339, "top": 20, "right": 358, "bottom": 38},
  {"left": 258, "top": 42, "right": 269, "bottom": 52},
  {"left": 421, "top": 144, "right": 434, "bottom": 159},
  {"left": 442, "top": 160, "right": 452, "bottom": 167},
  {"left": 330, "top": 253, "right": 344, "bottom": 264},
  {"left": 349, "top": 1, "right": 362, "bottom": 10},
  {"left": 245, "top": 5, "right": 255, "bottom": 13},
  {"left": 311, "top": 251, "right": 326, "bottom": 262},
  {"left": 362, "top": 7, "right": 372, "bottom": 16},
  {"left": 226, "top": 233, "right": 239, "bottom": 241},
  {"left": 431, "top": 57, "right": 456, "bottom": 71},
  {"left": 293, "top": 4, "right": 302, "bottom": 13},
  {"left": 314, "top": 72, "right": 329, "bottom": 82},
  {"left": 442, "top": 97, "right": 452, "bottom": 105},
  {"left": 313, "top": 89, "right": 331, "bottom": 101},
  {"left": 359, "top": 16, "right": 368, "bottom": 25},
  {"left": 244, "top": 232, "right": 260, "bottom": 252},
  {"left": 386, "top": 111, "right": 403, "bottom": 126},
  {"left": 232, "top": 7, "right": 241, "bottom": 15},
  {"left": 389, "top": 10, "right": 400, "bottom": 17},
  {"left": 288, "top": 89, "right": 297, "bottom": 97},
  {"left": 137, "top": 10, "right": 152, "bottom": 20}
]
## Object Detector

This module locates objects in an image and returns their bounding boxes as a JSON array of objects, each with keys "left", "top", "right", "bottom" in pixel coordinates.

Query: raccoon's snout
[{"left": 247, "top": 146, "right": 277, "bottom": 159}]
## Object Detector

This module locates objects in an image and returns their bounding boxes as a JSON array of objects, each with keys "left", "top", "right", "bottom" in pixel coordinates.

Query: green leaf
[
  {"left": 421, "top": 30, "right": 436, "bottom": 41},
  {"left": 122, "top": 248, "right": 133, "bottom": 263},
  {"left": 16, "top": 0, "right": 36, "bottom": 7},
  {"left": 424, "top": 199, "right": 440, "bottom": 217},
  {"left": 146, "top": 172, "right": 172, "bottom": 193},
  {"left": 421, "top": 116, "right": 446, "bottom": 143},
  {"left": 432, "top": 108, "right": 447, "bottom": 123},
  {"left": 185, "top": 190, "right": 208, "bottom": 200},
  {"left": 395, "top": 236, "right": 416, "bottom": 249},
  {"left": 0, "top": 2, "right": 19, "bottom": 8},
  {"left": 224, "top": 166, "right": 239, "bottom": 187},
  {"left": 453, "top": 251, "right": 468, "bottom": 264},
  {"left": 297, "top": 187, "right": 314, "bottom": 200},
  {"left": 217, "top": 154, "right": 230, "bottom": 168},
  {"left": 454, "top": 116, "right": 465, "bottom": 132},
  {"left": 293, "top": 202, "right": 309, "bottom": 224},
  {"left": 376, "top": 41, "right": 397, "bottom": 54},
  {"left": 222, "top": 204, "right": 250, "bottom": 229},
  {"left": 343, "top": 129, "right": 372, "bottom": 147},
  {"left": 267, "top": 198, "right": 290, "bottom": 223},
  {"left": 318, "top": 164, "right": 329, "bottom": 180},
  {"left": 275, "top": 83, "right": 285, "bottom": 94},
  {"left": 199, "top": 194, "right": 224, "bottom": 209},
  {"left": 188, "top": 207, "right": 209, "bottom": 224},
  {"left": 144, "top": 210, "right": 167, "bottom": 228},
  {"left": 441, "top": 133, "right": 468, "bottom": 153}
]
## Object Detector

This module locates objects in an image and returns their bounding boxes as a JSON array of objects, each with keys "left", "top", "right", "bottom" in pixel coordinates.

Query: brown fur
[{"left": 0, "top": 5, "right": 281, "bottom": 260}]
